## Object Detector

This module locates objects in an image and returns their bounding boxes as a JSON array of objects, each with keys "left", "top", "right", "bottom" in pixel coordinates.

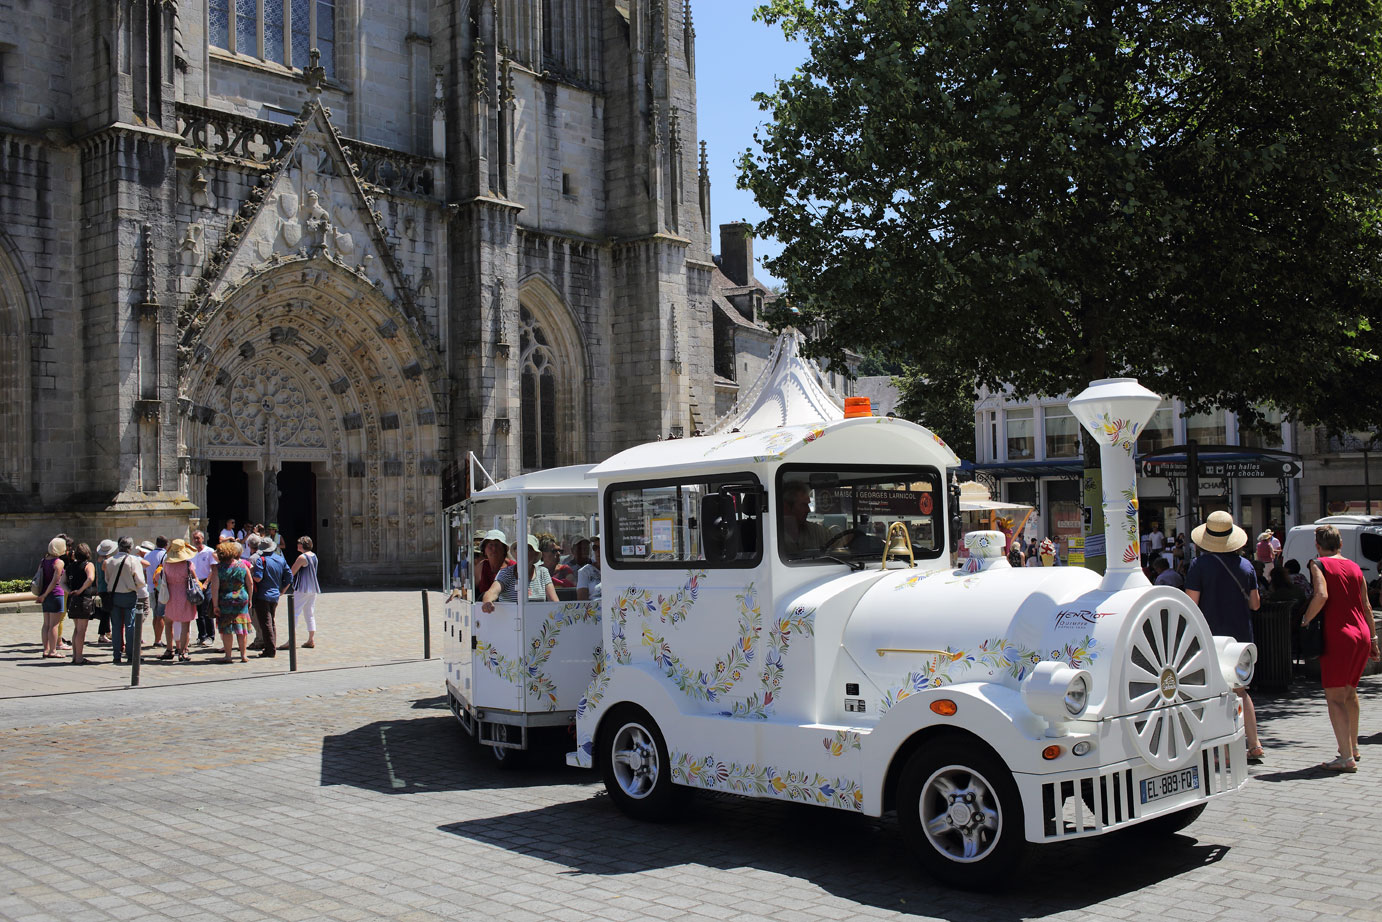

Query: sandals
[
  {"left": 301, "top": 641, "right": 315, "bottom": 649},
  {"left": 1246, "top": 746, "right": 1265, "bottom": 763},
  {"left": 210, "top": 656, "right": 234, "bottom": 664},
  {"left": 1319, "top": 755, "right": 1358, "bottom": 773},
  {"left": 158, "top": 651, "right": 175, "bottom": 660}
]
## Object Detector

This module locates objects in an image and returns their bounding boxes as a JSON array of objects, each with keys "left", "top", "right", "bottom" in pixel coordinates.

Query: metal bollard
[
  {"left": 131, "top": 603, "right": 145, "bottom": 687},
  {"left": 422, "top": 590, "right": 431, "bottom": 660},
  {"left": 287, "top": 593, "right": 297, "bottom": 673}
]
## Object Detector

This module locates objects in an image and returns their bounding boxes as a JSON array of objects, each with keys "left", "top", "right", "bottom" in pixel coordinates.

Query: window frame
[
  {"left": 210, "top": 0, "right": 335, "bottom": 76},
  {"left": 603, "top": 471, "right": 765, "bottom": 571},
  {"left": 774, "top": 463, "right": 947, "bottom": 567},
  {"left": 1005, "top": 407, "right": 1035, "bottom": 461}
]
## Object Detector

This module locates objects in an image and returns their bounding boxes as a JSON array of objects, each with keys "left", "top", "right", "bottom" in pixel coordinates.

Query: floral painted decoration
[
  {"left": 879, "top": 635, "right": 1098, "bottom": 712},
  {"left": 641, "top": 583, "right": 763, "bottom": 703},
  {"left": 822, "top": 730, "right": 862, "bottom": 757},
  {"left": 671, "top": 751, "right": 864, "bottom": 811},
  {"left": 729, "top": 604, "right": 816, "bottom": 719},
  {"left": 474, "top": 601, "right": 603, "bottom": 711},
  {"left": 1096, "top": 411, "right": 1142, "bottom": 454}
]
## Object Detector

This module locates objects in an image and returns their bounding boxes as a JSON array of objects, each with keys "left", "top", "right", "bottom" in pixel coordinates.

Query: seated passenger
[
  {"left": 540, "top": 538, "right": 576, "bottom": 587},
  {"left": 781, "top": 482, "right": 831, "bottom": 556},
  {"left": 577, "top": 536, "right": 602, "bottom": 601},
  {"left": 481, "top": 535, "right": 559, "bottom": 611}
]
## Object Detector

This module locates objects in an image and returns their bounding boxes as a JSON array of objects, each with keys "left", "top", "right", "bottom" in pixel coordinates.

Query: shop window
[
  {"left": 1142, "top": 402, "right": 1176, "bottom": 452},
  {"left": 1006, "top": 408, "right": 1034, "bottom": 460},
  {"left": 1185, "top": 408, "right": 1226, "bottom": 446},
  {"left": 1240, "top": 408, "right": 1284, "bottom": 450},
  {"left": 1043, "top": 406, "right": 1080, "bottom": 459}
]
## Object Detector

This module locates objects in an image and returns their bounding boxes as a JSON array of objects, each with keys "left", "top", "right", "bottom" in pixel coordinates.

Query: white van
[{"left": 1281, "top": 515, "right": 1382, "bottom": 587}]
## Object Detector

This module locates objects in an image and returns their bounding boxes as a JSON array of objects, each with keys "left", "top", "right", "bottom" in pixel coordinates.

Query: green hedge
[{"left": 0, "top": 578, "right": 33, "bottom": 594}]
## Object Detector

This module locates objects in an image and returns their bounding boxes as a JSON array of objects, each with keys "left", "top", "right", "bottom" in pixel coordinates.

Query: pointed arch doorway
[{"left": 181, "top": 260, "right": 444, "bottom": 584}]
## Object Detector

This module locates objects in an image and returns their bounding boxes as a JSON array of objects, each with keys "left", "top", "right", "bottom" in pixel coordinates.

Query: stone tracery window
[
  {"left": 519, "top": 306, "right": 558, "bottom": 471},
  {"left": 209, "top": 0, "right": 335, "bottom": 75}
]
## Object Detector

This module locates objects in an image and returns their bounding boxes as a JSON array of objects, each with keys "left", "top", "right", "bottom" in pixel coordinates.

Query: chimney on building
[{"left": 719, "top": 222, "right": 754, "bottom": 287}]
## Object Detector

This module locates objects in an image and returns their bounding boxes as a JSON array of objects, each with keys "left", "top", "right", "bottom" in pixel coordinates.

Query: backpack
[{"left": 29, "top": 562, "right": 43, "bottom": 596}]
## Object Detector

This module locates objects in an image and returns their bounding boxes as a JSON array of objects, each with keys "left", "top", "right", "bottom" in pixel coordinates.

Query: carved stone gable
[{"left": 209, "top": 104, "right": 405, "bottom": 308}]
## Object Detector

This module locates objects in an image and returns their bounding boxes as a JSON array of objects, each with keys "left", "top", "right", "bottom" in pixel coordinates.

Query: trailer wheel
[
  {"left": 897, "top": 740, "right": 1025, "bottom": 888},
  {"left": 600, "top": 705, "right": 684, "bottom": 821},
  {"left": 1129, "top": 803, "right": 1206, "bottom": 837},
  {"left": 489, "top": 744, "right": 527, "bottom": 769}
]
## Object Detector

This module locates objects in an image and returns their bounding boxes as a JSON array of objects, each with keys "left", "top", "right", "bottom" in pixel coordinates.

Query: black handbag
[{"left": 1300, "top": 559, "right": 1327, "bottom": 658}]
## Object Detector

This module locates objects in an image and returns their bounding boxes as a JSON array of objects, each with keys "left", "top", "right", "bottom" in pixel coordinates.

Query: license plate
[{"left": 1140, "top": 766, "right": 1200, "bottom": 804}]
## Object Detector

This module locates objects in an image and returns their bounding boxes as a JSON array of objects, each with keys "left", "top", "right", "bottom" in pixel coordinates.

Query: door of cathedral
[
  {"left": 206, "top": 461, "right": 249, "bottom": 539},
  {"left": 276, "top": 461, "right": 317, "bottom": 567}
]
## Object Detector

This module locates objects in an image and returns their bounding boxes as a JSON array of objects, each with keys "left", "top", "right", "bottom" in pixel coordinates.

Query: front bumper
[{"left": 1017, "top": 733, "right": 1247, "bottom": 842}]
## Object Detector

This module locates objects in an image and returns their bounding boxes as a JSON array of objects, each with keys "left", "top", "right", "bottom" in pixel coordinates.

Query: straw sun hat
[
  {"left": 164, "top": 538, "right": 196, "bottom": 564},
  {"left": 1192, "top": 510, "right": 1248, "bottom": 554}
]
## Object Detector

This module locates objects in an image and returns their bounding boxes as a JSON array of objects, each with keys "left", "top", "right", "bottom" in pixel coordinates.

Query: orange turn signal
[
  {"left": 930, "top": 699, "right": 958, "bottom": 716},
  {"left": 1041, "top": 745, "right": 1063, "bottom": 760}
]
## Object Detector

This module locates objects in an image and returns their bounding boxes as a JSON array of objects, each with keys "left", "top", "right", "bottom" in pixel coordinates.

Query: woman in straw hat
[
  {"left": 34, "top": 536, "right": 67, "bottom": 659},
  {"left": 1185, "top": 510, "right": 1264, "bottom": 762},
  {"left": 1300, "top": 524, "right": 1379, "bottom": 772},
  {"left": 159, "top": 539, "right": 199, "bottom": 663}
]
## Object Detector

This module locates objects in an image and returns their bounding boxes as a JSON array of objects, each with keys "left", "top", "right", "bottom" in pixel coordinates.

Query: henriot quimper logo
[{"left": 1053, "top": 609, "right": 1116, "bottom": 629}]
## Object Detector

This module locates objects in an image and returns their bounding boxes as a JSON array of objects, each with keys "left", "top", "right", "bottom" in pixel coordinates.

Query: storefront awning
[{"left": 963, "top": 460, "right": 1084, "bottom": 479}]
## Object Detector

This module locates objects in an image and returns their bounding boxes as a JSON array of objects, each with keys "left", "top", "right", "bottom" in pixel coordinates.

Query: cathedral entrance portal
[{"left": 179, "top": 261, "right": 444, "bottom": 585}]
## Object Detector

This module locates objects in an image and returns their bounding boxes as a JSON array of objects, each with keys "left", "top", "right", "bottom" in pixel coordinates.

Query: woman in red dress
[{"left": 1301, "top": 524, "right": 1380, "bottom": 772}]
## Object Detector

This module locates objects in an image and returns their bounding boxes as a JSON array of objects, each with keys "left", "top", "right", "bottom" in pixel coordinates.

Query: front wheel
[
  {"left": 599, "top": 705, "right": 685, "bottom": 821},
  {"left": 896, "top": 739, "right": 1026, "bottom": 888}
]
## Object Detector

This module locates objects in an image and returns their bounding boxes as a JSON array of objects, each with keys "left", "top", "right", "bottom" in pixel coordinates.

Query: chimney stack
[
  {"left": 719, "top": 222, "right": 754, "bottom": 287},
  {"left": 1068, "top": 378, "right": 1161, "bottom": 593}
]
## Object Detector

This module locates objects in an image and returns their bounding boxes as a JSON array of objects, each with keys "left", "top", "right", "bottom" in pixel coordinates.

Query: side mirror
[{"left": 948, "top": 477, "right": 962, "bottom": 554}]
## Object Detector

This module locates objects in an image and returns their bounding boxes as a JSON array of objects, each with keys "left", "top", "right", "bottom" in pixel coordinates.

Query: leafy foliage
[
  {"left": 894, "top": 368, "right": 978, "bottom": 460},
  {"left": 743, "top": 0, "right": 1382, "bottom": 434}
]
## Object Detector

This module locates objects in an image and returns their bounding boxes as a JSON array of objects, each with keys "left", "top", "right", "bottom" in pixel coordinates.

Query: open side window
[{"left": 605, "top": 472, "right": 764, "bottom": 569}]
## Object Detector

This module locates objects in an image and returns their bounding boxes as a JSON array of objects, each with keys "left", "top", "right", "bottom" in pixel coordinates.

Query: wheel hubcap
[
  {"left": 610, "top": 722, "right": 659, "bottom": 800},
  {"left": 920, "top": 766, "right": 1002, "bottom": 863},
  {"left": 1123, "top": 605, "right": 1211, "bottom": 771}
]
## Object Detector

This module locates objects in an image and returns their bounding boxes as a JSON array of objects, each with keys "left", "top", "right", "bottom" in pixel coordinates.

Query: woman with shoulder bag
[
  {"left": 93, "top": 539, "right": 116, "bottom": 643},
  {"left": 158, "top": 539, "right": 199, "bottom": 663},
  {"left": 65, "top": 543, "right": 99, "bottom": 665},
  {"left": 288, "top": 536, "right": 321, "bottom": 649},
  {"left": 1301, "top": 524, "right": 1380, "bottom": 772},
  {"left": 34, "top": 537, "right": 66, "bottom": 659}
]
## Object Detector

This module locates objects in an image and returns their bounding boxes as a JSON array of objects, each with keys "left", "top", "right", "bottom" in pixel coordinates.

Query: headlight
[
  {"left": 1022, "top": 661, "right": 1093, "bottom": 722},
  {"left": 1214, "top": 638, "right": 1256, "bottom": 688},
  {"left": 1064, "top": 674, "right": 1089, "bottom": 715}
]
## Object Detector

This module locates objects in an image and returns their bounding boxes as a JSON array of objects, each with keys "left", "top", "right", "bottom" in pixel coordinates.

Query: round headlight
[
  {"left": 1234, "top": 647, "right": 1255, "bottom": 686},
  {"left": 1064, "top": 674, "right": 1089, "bottom": 715}
]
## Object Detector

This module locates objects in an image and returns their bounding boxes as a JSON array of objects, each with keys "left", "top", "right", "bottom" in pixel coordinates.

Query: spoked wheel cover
[
  {"left": 917, "top": 764, "right": 1004, "bottom": 864},
  {"left": 609, "top": 720, "right": 661, "bottom": 800},
  {"left": 1121, "top": 602, "right": 1213, "bottom": 771}
]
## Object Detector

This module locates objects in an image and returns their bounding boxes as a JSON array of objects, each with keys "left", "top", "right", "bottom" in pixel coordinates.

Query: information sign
[{"left": 1140, "top": 458, "right": 1302, "bottom": 479}]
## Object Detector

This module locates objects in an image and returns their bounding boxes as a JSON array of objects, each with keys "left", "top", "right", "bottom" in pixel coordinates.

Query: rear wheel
[
  {"left": 489, "top": 743, "right": 527, "bottom": 769},
  {"left": 897, "top": 738, "right": 1025, "bottom": 888},
  {"left": 599, "top": 705, "right": 685, "bottom": 821}
]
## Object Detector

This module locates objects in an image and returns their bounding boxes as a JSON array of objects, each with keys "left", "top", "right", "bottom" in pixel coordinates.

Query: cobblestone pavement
[
  {"left": 1, "top": 663, "right": 1380, "bottom": 922},
  {"left": 0, "top": 591, "right": 446, "bottom": 698}
]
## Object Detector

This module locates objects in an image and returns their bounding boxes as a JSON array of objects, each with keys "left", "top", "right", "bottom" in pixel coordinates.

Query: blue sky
[{"left": 692, "top": 2, "right": 807, "bottom": 287}]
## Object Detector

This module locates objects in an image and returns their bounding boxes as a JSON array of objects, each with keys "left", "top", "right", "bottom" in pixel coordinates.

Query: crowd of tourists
[
  {"left": 30, "top": 519, "right": 322, "bottom": 667},
  {"left": 456, "top": 530, "right": 601, "bottom": 609}
]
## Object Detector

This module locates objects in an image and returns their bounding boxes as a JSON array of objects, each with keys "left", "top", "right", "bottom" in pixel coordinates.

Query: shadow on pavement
[
  {"left": 437, "top": 792, "right": 1226, "bottom": 919},
  {"left": 320, "top": 710, "right": 577, "bottom": 795}
]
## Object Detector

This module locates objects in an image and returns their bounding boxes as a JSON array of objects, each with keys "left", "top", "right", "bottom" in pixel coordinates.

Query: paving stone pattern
[
  {"left": 1, "top": 658, "right": 1381, "bottom": 921},
  {"left": 0, "top": 591, "right": 446, "bottom": 698}
]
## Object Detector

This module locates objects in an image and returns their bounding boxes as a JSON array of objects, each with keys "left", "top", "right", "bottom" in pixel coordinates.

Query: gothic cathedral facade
[{"left": 0, "top": 1, "right": 718, "bottom": 583}]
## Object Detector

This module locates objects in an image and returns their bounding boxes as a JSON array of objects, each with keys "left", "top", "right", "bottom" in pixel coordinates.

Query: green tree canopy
[{"left": 742, "top": 0, "right": 1382, "bottom": 436}]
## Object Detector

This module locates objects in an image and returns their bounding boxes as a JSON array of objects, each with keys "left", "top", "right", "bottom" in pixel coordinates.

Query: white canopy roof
[
  {"left": 707, "top": 329, "right": 844, "bottom": 435},
  {"left": 472, "top": 464, "right": 597, "bottom": 497}
]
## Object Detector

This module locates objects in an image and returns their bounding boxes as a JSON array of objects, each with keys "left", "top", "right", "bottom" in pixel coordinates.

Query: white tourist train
[{"left": 443, "top": 335, "right": 1255, "bottom": 885}]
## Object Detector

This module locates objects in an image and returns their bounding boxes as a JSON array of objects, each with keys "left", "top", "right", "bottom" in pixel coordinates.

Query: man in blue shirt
[
  {"left": 1185, "top": 510, "right": 1263, "bottom": 762},
  {"left": 250, "top": 536, "right": 290, "bottom": 658}
]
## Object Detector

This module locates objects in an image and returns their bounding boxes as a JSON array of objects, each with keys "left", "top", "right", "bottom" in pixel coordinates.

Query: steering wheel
[{"left": 823, "top": 529, "right": 866, "bottom": 553}]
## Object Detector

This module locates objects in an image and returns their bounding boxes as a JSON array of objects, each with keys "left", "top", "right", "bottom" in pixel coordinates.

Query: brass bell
[{"left": 881, "top": 521, "right": 916, "bottom": 570}]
